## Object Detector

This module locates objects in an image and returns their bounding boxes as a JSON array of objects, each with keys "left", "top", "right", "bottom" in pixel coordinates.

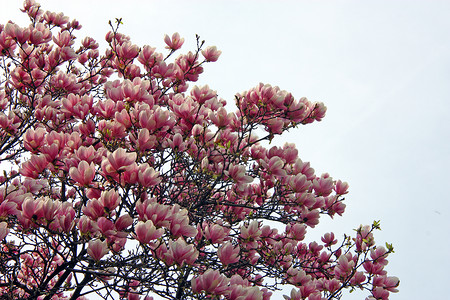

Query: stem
[
  {"left": 175, "top": 266, "right": 191, "bottom": 299},
  {"left": 69, "top": 272, "right": 92, "bottom": 300},
  {"left": 42, "top": 263, "right": 75, "bottom": 300}
]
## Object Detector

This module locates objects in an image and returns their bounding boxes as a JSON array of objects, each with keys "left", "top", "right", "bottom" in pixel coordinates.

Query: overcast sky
[{"left": 2, "top": 1, "right": 450, "bottom": 299}]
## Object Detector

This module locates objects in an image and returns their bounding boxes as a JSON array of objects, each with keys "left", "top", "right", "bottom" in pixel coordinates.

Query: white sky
[{"left": 2, "top": 1, "right": 450, "bottom": 299}]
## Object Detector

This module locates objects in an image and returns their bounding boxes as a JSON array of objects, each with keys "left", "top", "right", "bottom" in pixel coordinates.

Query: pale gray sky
[{"left": 2, "top": 1, "right": 449, "bottom": 299}]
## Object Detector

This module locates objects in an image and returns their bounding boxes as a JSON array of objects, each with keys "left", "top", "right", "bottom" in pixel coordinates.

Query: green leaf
[
  {"left": 386, "top": 242, "right": 394, "bottom": 253},
  {"left": 372, "top": 220, "right": 381, "bottom": 230}
]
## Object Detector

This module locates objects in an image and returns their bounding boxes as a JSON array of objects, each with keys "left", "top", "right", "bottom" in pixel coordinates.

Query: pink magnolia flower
[
  {"left": 0, "top": 200, "right": 18, "bottom": 218},
  {"left": 53, "top": 30, "right": 73, "bottom": 47},
  {"left": 323, "top": 278, "right": 341, "bottom": 293},
  {"left": 98, "top": 120, "right": 127, "bottom": 142},
  {"left": 75, "top": 146, "right": 97, "bottom": 163},
  {"left": 136, "top": 198, "right": 171, "bottom": 227},
  {"left": 138, "top": 107, "right": 174, "bottom": 132},
  {"left": 307, "top": 293, "right": 327, "bottom": 300},
  {"left": 311, "top": 102, "right": 327, "bottom": 121},
  {"left": 83, "top": 199, "right": 106, "bottom": 220},
  {"left": 24, "top": 128, "right": 45, "bottom": 153},
  {"left": 69, "top": 160, "right": 96, "bottom": 186},
  {"left": 164, "top": 32, "right": 184, "bottom": 50},
  {"left": 115, "top": 214, "right": 133, "bottom": 231},
  {"left": 383, "top": 276, "right": 400, "bottom": 292},
  {"left": 43, "top": 11, "right": 69, "bottom": 26},
  {"left": 266, "top": 156, "right": 287, "bottom": 177},
  {"left": 40, "top": 197, "right": 61, "bottom": 221},
  {"left": 30, "top": 23, "right": 52, "bottom": 45},
  {"left": 50, "top": 71, "right": 81, "bottom": 92},
  {"left": 151, "top": 61, "right": 175, "bottom": 78},
  {"left": 203, "top": 223, "right": 228, "bottom": 244},
  {"left": 371, "top": 287, "right": 389, "bottom": 300},
  {"left": 201, "top": 46, "right": 222, "bottom": 62},
  {"left": 363, "top": 261, "right": 386, "bottom": 276},
  {"left": 99, "top": 189, "right": 121, "bottom": 212},
  {"left": 115, "top": 109, "right": 132, "bottom": 128},
  {"left": 138, "top": 163, "right": 161, "bottom": 187},
  {"left": 286, "top": 223, "right": 307, "bottom": 241},
  {"left": 60, "top": 47, "right": 78, "bottom": 62},
  {"left": 81, "top": 36, "right": 99, "bottom": 49},
  {"left": 201, "top": 157, "right": 209, "bottom": 170},
  {"left": 209, "top": 107, "right": 230, "bottom": 128},
  {"left": 133, "top": 128, "right": 156, "bottom": 151},
  {"left": 334, "top": 255, "right": 356, "bottom": 279},
  {"left": 218, "top": 242, "right": 240, "bottom": 266},
  {"left": 232, "top": 286, "right": 264, "bottom": 300},
  {"left": 350, "top": 271, "right": 366, "bottom": 285},
  {"left": 170, "top": 209, "right": 198, "bottom": 238},
  {"left": 191, "top": 85, "right": 217, "bottom": 104},
  {"left": 321, "top": 232, "right": 337, "bottom": 247},
  {"left": 285, "top": 288, "right": 324, "bottom": 300},
  {"left": 355, "top": 225, "right": 375, "bottom": 252},
  {"left": 276, "top": 143, "right": 298, "bottom": 164},
  {"left": 95, "top": 99, "right": 116, "bottom": 118},
  {"left": 299, "top": 207, "right": 320, "bottom": 227},
  {"left": 191, "top": 269, "right": 229, "bottom": 295},
  {"left": 293, "top": 159, "right": 316, "bottom": 180},
  {"left": 0, "top": 222, "right": 9, "bottom": 240},
  {"left": 312, "top": 174, "right": 334, "bottom": 197},
  {"left": 288, "top": 174, "right": 311, "bottom": 193},
  {"left": 165, "top": 237, "right": 199, "bottom": 266},
  {"left": 62, "top": 94, "right": 93, "bottom": 119},
  {"left": 116, "top": 41, "right": 139, "bottom": 60},
  {"left": 283, "top": 288, "right": 303, "bottom": 300},
  {"left": 240, "top": 220, "right": 262, "bottom": 240},
  {"left": 57, "top": 213, "right": 75, "bottom": 233},
  {"left": 20, "top": 154, "right": 48, "bottom": 178},
  {"left": 101, "top": 148, "right": 137, "bottom": 175},
  {"left": 120, "top": 162, "right": 139, "bottom": 186},
  {"left": 21, "top": 197, "right": 44, "bottom": 222},
  {"left": 4, "top": 23, "right": 30, "bottom": 44},
  {"left": 325, "top": 198, "right": 346, "bottom": 217},
  {"left": 370, "top": 246, "right": 389, "bottom": 265},
  {"left": 121, "top": 78, "right": 151, "bottom": 103},
  {"left": 227, "top": 164, "right": 253, "bottom": 185},
  {"left": 0, "top": 31, "right": 16, "bottom": 54},
  {"left": 138, "top": 45, "right": 157, "bottom": 66},
  {"left": 87, "top": 239, "right": 109, "bottom": 261},
  {"left": 78, "top": 215, "right": 100, "bottom": 235},
  {"left": 334, "top": 180, "right": 349, "bottom": 195},
  {"left": 286, "top": 268, "right": 312, "bottom": 286},
  {"left": 97, "top": 217, "right": 116, "bottom": 237},
  {"left": 266, "top": 117, "right": 285, "bottom": 134},
  {"left": 135, "top": 220, "right": 163, "bottom": 244},
  {"left": 167, "top": 133, "right": 186, "bottom": 151}
]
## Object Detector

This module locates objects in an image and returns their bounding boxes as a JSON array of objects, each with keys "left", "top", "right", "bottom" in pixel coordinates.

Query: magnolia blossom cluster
[{"left": 0, "top": 1, "right": 398, "bottom": 299}]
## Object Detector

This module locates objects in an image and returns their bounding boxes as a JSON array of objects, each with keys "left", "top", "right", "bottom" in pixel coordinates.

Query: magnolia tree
[{"left": 0, "top": 1, "right": 399, "bottom": 299}]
